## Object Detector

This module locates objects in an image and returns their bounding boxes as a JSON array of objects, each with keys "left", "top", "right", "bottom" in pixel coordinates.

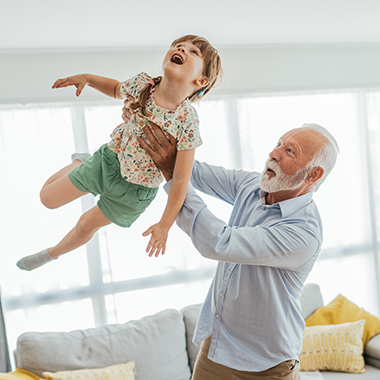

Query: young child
[{"left": 17, "top": 35, "right": 222, "bottom": 271}]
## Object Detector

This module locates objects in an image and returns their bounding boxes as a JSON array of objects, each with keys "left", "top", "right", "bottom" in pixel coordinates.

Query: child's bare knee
[{"left": 76, "top": 215, "right": 99, "bottom": 236}]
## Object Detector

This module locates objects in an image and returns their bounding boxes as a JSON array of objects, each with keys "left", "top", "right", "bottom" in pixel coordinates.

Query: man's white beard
[{"left": 259, "top": 160, "right": 310, "bottom": 193}]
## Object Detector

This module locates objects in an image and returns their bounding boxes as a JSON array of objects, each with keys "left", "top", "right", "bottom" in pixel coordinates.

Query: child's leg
[
  {"left": 42, "top": 153, "right": 91, "bottom": 190},
  {"left": 40, "top": 160, "right": 86, "bottom": 209},
  {"left": 17, "top": 205, "right": 112, "bottom": 271},
  {"left": 49, "top": 205, "right": 112, "bottom": 258}
]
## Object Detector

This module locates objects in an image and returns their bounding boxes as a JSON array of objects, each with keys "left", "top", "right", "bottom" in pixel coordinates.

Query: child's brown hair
[{"left": 130, "top": 35, "right": 222, "bottom": 116}]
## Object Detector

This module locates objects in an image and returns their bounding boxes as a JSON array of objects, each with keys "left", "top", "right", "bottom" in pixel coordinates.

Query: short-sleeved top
[{"left": 108, "top": 72, "right": 202, "bottom": 188}]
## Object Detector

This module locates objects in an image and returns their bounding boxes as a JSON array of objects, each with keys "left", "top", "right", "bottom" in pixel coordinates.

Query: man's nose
[
  {"left": 177, "top": 46, "right": 185, "bottom": 53},
  {"left": 269, "top": 148, "right": 280, "bottom": 162}
]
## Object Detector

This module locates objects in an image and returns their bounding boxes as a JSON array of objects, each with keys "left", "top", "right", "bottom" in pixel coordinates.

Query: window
[
  {"left": 1, "top": 90, "right": 380, "bottom": 367},
  {"left": 236, "top": 92, "right": 379, "bottom": 312}
]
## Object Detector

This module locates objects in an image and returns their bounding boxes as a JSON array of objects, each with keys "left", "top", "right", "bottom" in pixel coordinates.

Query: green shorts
[{"left": 68, "top": 144, "right": 158, "bottom": 227}]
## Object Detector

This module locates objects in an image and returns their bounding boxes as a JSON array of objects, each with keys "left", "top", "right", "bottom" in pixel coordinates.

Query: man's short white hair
[{"left": 302, "top": 123, "right": 339, "bottom": 191}]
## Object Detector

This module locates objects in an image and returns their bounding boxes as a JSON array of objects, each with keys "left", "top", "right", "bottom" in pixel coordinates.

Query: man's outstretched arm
[{"left": 136, "top": 121, "right": 320, "bottom": 267}]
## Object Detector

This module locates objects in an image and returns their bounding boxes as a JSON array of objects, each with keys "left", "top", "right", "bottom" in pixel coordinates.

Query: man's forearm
[{"left": 163, "top": 182, "right": 319, "bottom": 268}]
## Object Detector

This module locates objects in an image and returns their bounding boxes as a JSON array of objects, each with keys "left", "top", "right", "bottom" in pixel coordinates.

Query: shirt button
[
  {"left": 227, "top": 270, "right": 231, "bottom": 275},
  {"left": 216, "top": 314, "right": 220, "bottom": 319},
  {"left": 219, "top": 292, "right": 223, "bottom": 297}
]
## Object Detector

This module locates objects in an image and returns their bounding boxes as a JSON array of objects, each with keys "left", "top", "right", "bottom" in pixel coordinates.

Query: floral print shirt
[{"left": 108, "top": 72, "right": 202, "bottom": 188}]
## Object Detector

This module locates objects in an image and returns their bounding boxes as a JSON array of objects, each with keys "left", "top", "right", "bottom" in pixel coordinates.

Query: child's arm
[
  {"left": 143, "top": 148, "right": 195, "bottom": 257},
  {"left": 52, "top": 74, "right": 123, "bottom": 99}
]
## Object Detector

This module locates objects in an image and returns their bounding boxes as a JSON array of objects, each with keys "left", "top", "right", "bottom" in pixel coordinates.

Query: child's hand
[
  {"left": 142, "top": 222, "right": 169, "bottom": 257},
  {"left": 52, "top": 74, "right": 89, "bottom": 97}
]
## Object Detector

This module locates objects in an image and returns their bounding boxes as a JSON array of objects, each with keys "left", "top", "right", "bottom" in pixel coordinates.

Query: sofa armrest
[{"left": 364, "top": 333, "right": 380, "bottom": 369}]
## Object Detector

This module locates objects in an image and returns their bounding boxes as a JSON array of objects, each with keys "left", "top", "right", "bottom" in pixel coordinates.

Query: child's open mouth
[{"left": 171, "top": 54, "right": 184, "bottom": 65}]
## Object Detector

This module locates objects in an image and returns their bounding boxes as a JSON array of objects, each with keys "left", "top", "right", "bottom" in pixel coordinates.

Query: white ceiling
[{"left": 2, "top": 0, "right": 380, "bottom": 51}]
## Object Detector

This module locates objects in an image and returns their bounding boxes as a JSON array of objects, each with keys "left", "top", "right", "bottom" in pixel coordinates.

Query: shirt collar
[{"left": 259, "top": 190, "right": 314, "bottom": 218}]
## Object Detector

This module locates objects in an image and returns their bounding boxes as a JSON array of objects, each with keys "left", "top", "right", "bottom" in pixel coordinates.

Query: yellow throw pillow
[
  {"left": 299, "top": 320, "right": 365, "bottom": 373},
  {"left": 42, "top": 362, "right": 135, "bottom": 380},
  {"left": 0, "top": 369, "right": 41, "bottom": 380},
  {"left": 306, "top": 294, "right": 380, "bottom": 346}
]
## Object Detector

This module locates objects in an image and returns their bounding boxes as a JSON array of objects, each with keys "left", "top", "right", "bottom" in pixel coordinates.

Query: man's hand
[{"left": 137, "top": 122, "right": 177, "bottom": 181}]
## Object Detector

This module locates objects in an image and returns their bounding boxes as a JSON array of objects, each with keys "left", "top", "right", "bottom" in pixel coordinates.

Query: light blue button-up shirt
[{"left": 164, "top": 161, "right": 323, "bottom": 371}]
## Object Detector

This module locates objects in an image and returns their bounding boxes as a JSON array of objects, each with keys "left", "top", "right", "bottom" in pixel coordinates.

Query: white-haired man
[{"left": 138, "top": 122, "right": 339, "bottom": 380}]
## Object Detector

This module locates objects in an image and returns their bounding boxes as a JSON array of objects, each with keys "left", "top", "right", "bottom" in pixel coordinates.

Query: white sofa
[{"left": 14, "top": 283, "right": 380, "bottom": 380}]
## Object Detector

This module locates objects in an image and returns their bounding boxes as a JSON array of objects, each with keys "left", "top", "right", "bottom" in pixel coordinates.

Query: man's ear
[
  {"left": 306, "top": 167, "right": 324, "bottom": 184},
  {"left": 195, "top": 77, "right": 209, "bottom": 88}
]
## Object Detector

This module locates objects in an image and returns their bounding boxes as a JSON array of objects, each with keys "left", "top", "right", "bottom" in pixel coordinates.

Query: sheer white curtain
[
  {"left": 1, "top": 90, "right": 380, "bottom": 368},
  {"left": 0, "top": 105, "right": 94, "bottom": 367},
  {"left": 0, "top": 100, "right": 232, "bottom": 366}
]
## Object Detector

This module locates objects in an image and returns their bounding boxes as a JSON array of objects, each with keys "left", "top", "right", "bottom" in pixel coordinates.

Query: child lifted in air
[{"left": 17, "top": 34, "right": 222, "bottom": 271}]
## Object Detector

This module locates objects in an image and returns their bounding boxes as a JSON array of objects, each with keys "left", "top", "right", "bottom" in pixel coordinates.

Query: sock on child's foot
[
  {"left": 16, "top": 249, "right": 56, "bottom": 271},
  {"left": 71, "top": 152, "right": 91, "bottom": 163}
]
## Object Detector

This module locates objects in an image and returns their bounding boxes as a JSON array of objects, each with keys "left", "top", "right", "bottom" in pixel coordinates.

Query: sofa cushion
[
  {"left": 15, "top": 309, "right": 191, "bottom": 380},
  {"left": 181, "top": 303, "right": 202, "bottom": 372},
  {"left": 321, "top": 365, "right": 380, "bottom": 379}
]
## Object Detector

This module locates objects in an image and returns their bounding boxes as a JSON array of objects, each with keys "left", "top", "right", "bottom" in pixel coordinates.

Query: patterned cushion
[
  {"left": 299, "top": 320, "right": 365, "bottom": 373},
  {"left": 306, "top": 294, "right": 380, "bottom": 346}
]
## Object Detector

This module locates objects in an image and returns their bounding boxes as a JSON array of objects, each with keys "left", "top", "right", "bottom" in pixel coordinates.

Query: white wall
[{"left": 1, "top": 44, "right": 380, "bottom": 105}]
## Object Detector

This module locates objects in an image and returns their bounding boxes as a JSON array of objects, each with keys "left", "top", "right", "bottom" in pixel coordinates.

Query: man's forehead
[
  {"left": 278, "top": 128, "right": 326, "bottom": 159},
  {"left": 280, "top": 128, "right": 322, "bottom": 143}
]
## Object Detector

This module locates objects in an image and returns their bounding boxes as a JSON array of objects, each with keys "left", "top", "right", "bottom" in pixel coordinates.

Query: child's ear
[{"left": 195, "top": 77, "right": 209, "bottom": 88}]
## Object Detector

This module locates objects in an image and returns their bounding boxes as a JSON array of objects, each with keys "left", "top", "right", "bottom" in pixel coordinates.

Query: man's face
[{"left": 259, "top": 128, "right": 324, "bottom": 193}]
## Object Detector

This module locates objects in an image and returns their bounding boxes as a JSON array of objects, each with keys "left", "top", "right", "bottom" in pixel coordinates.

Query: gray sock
[
  {"left": 71, "top": 152, "right": 91, "bottom": 163},
  {"left": 17, "top": 249, "right": 56, "bottom": 271}
]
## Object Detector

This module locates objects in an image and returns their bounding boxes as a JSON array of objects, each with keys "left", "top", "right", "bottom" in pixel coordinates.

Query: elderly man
[{"left": 138, "top": 123, "right": 338, "bottom": 380}]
